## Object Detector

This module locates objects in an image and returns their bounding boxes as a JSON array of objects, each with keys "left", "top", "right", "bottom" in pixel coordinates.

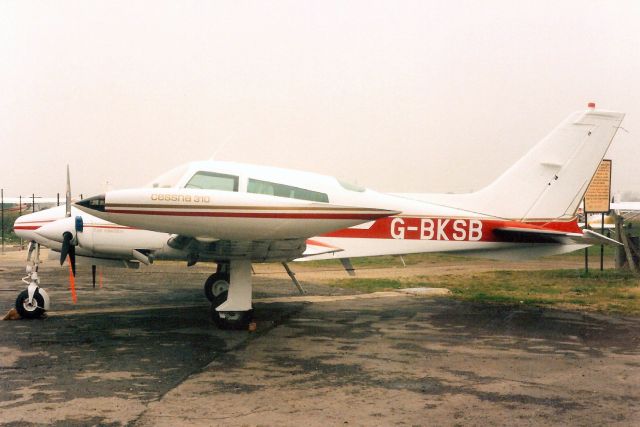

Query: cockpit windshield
[{"left": 146, "top": 164, "right": 189, "bottom": 188}]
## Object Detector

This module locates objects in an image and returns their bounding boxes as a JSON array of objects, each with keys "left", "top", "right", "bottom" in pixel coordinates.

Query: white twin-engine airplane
[{"left": 13, "top": 105, "right": 624, "bottom": 329}]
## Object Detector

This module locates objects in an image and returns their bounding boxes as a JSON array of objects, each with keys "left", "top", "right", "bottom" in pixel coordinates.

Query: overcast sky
[{"left": 1, "top": 0, "right": 639, "bottom": 198}]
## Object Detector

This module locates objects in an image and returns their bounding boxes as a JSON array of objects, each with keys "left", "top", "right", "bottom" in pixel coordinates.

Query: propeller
[
  {"left": 63, "top": 165, "right": 77, "bottom": 303},
  {"left": 60, "top": 231, "right": 76, "bottom": 276},
  {"left": 60, "top": 165, "right": 77, "bottom": 277}
]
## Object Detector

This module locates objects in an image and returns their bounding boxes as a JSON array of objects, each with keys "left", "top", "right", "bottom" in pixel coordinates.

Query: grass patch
[
  {"left": 327, "top": 269, "right": 640, "bottom": 316},
  {"left": 0, "top": 210, "right": 21, "bottom": 243}
]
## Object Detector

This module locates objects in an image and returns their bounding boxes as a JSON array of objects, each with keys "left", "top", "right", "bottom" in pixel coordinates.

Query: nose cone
[
  {"left": 36, "top": 217, "right": 76, "bottom": 243},
  {"left": 76, "top": 194, "right": 106, "bottom": 212},
  {"left": 13, "top": 214, "right": 37, "bottom": 239}
]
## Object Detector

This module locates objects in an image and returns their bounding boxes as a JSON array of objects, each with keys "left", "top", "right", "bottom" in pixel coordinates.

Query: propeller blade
[
  {"left": 69, "top": 244, "right": 76, "bottom": 277},
  {"left": 60, "top": 232, "right": 72, "bottom": 265},
  {"left": 65, "top": 165, "right": 71, "bottom": 218}
]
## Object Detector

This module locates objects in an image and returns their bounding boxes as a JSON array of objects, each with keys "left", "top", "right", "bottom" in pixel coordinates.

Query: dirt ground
[{"left": 0, "top": 248, "right": 638, "bottom": 426}]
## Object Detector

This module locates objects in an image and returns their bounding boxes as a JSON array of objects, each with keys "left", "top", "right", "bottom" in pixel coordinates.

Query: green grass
[
  {"left": 327, "top": 269, "right": 640, "bottom": 316},
  {"left": 0, "top": 211, "right": 20, "bottom": 243}
]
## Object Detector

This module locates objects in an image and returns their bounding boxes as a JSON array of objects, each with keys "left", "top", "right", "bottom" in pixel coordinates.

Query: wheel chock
[{"left": 2, "top": 308, "right": 22, "bottom": 321}]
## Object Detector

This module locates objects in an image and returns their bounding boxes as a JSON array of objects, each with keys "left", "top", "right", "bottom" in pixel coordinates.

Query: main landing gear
[
  {"left": 15, "top": 242, "right": 51, "bottom": 319},
  {"left": 204, "top": 260, "right": 253, "bottom": 330}
]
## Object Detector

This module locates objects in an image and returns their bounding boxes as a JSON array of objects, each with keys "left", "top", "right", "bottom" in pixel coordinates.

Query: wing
[{"left": 611, "top": 202, "right": 640, "bottom": 222}]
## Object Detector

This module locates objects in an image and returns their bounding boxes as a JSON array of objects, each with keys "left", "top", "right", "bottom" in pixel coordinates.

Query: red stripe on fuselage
[
  {"left": 84, "top": 225, "right": 135, "bottom": 230},
  {"left": 105, "top": 209, "right": 389, "bottom": 220},
  {"left": 321, "top": 217, "right": 582, "bottom": 242}
]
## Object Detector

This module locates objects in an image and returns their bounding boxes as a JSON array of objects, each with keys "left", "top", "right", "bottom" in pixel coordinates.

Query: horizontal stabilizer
[
  {"left": 580, "top": 229, "right": 622, "bottom": 246},
  {"left": 494, "top": 226, "right": 620, "bottom": 246}
]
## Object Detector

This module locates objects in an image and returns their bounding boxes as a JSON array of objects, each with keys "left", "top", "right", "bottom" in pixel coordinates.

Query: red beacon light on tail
[{"left": 588, "top": 102, "right": 596, "bottom": 109}]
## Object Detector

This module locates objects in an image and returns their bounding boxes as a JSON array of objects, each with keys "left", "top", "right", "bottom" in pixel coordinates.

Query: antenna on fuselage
[{"left": 209, "top": 131, "right": 237, "bottom": 160}]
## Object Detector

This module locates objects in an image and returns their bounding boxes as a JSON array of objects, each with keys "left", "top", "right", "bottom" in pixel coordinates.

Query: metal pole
[
  {"left": 19, "top": 195, "right": 23, "bottom": 250},
  {"left": 584, "top": 199, "right": 588, "bottom": 274},
  {"left": 1, "top": 188, "right": 4, "bottom": 255},
  {"left": 57, "top": 193, "right": 60, "bottom": 206},
  {"left": 600, "top": 213, "right": 605, "bottom": 271},
  {"left": 32, "top": 193, "right": 35, "bottom": 213}
]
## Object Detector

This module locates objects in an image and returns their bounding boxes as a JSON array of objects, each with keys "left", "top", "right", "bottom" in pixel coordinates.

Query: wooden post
[
  {"left": 618, "top": 216, "right": 639, "bottom": 274},
  {"left": 614, "top": 213, "right": 627, "bottom": 269}
]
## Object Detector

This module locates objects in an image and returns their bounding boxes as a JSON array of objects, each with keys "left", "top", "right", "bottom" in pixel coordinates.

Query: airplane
[
  {"left": 12, "top": 173, "right": 396, "bottom": 327},
  {"left": 578, "top": 201, "right": 640, "bottom": 230},
  {"left": 610, "top": 202, "right": 640, "bottom": 222},
  {"left": 13, "top": 104, "right": 625, "bottom": 329}
]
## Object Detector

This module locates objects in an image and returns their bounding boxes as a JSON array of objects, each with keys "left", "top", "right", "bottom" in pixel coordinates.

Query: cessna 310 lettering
[{"left": 13, "top": 104, "right": 624, "bottom": 329}]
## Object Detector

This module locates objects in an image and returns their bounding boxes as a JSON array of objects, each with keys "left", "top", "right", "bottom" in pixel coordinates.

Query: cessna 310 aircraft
[{"left": 13, "top": 104, "right": 625, "bottom": 329}]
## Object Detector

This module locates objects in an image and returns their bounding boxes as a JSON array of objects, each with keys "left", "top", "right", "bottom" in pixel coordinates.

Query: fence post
[{"left": 1, "top": 188, "right": 4, "bottom": 255}]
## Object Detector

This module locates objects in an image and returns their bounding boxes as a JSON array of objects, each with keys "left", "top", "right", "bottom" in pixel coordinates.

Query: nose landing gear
[{"left": 15, "top": 242, "right": 50, "bottom": 319}]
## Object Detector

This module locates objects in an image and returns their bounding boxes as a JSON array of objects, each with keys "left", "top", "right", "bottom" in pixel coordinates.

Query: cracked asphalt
[{"left": 0, "top": 250, "right": 639, "bottom": 426}]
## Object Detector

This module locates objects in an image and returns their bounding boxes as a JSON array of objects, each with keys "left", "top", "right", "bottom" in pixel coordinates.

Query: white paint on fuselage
[{"left": 16, "top": 160, "right": 580, "bottom": 264}]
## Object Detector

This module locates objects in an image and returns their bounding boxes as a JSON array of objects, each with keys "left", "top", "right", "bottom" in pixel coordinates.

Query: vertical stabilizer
[
  {"left": 478, "top": 106, "right": 624, "bottom": 220},
  {"left": 406, "top": 105, "right": 625, "bottom": 221}
]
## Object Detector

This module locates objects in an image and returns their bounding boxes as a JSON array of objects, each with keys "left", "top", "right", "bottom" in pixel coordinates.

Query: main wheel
[
  {"left": 211, "top": 308, "right": 253, "bottom": 330},
  {"left": 15, "top": 289, "right": 46, "bottom": 319},
  {"left": 204, "top": 272, "right": 230, "bottom": 305}
]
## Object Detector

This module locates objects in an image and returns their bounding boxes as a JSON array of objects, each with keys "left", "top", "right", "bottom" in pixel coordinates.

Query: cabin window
[
  {"left": 184, "top": 171, "right": 239, "bottom": 191},
  {"left": 247, "top": 179, "right": 329, "bottom": 203}
]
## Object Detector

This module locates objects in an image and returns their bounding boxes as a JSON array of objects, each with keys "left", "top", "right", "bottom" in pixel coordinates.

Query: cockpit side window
[
  {"left": 247, "top": 178, "right": 329, "bottom": 203},
  {"left": 184, "top": 171, "right": 239, "bottom": 191},
  {"left": 147, "top": 164, "right": 189, "bottom": 188}
]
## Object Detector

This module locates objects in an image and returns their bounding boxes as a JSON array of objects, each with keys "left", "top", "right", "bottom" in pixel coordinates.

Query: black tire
[
  {"left": 15, "top": 289, "right": 45, "bottom": 319},
  {"left": 212, "top": 290, "right": 228, "bottom": 309},
  {"left": 211, "top": 308, "right": 253, "bottom": 330},
  {"left": 204, "top": 272, "right": 230, "bottom": 303}
]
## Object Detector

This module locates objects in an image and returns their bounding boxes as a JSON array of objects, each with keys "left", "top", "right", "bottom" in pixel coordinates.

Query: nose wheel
[
  {"left": 15, "top": 242, "right": 50, "bottom": 319},
  {"left": 15, "top": 289, "right": 45, "bottom": 319}
]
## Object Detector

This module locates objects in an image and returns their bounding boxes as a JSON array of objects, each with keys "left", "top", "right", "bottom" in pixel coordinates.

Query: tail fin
[{"left": 408, "top": 106, "right": 625, "bottom": 220}]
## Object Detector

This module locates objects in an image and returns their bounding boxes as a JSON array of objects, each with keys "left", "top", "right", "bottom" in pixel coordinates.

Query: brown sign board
[{"left": 584, "top": 159, "right": 612, "bottom": 213}]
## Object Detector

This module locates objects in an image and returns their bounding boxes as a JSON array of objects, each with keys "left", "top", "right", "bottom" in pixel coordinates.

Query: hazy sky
[{"left": 1, "top": 0, "right": 639, "bottom": 198}]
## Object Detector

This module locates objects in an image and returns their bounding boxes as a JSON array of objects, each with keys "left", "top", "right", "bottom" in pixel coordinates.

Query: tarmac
[{"left": 0, "top": 250, "right": 639, "bottom": 426}]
